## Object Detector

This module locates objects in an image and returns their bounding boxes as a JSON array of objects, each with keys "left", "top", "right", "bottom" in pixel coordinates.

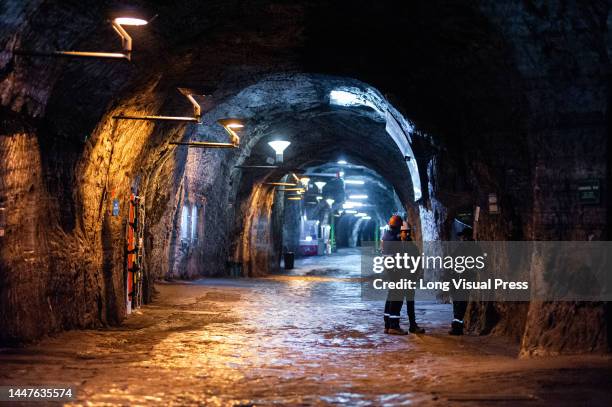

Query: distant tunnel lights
[
  {"left": 343, "top": 201, "right": 364, "bottom": 209},
  {"left": 14, "top": 16, "right": 147, "bottom": 60},
  {"left": 268, "top": 141, "right": 291, "bottom": 163}
]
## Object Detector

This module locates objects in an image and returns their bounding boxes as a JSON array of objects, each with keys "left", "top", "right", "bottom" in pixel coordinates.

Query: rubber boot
[
  {"left": 387, "top": 317, "right": 408, "bottom": 335},
  {"left": 449, "top": 319, "right": 464, "bottom": 336},
  {"left": 406, "top": 301, "right": 424, "bottom": 333}
]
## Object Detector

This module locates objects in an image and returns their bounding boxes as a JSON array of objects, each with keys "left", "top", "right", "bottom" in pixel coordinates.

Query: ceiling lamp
[
  {"left": 345, "top": 179, "right": 365, "bottom": 185},
  {"left": 14, "top": 12, "right": 148, "bottom": 60},
  {"left": 316, "top": 196, "right": 323, "bottom": 202},
  {"left": 268, "top": 140, "right": 291, "bottom": 163},
  {"left": 326, "top": 198, "right": 335, "bottom": 207},
  {"left": 170, "top": 118, "right": 244, "bottom": 149},
  {"left": 349, "top": 194, "right": 368, "bottom": 199},
  {"left": 115, "top": 87, "right": 205, "bottom": 123},
  {"left": 299, "top": 177, "right": 310, "bottom": 189},
  {"left": 217, "top": 119, "right": 243, "bottom": 147},
  {"left": 337, "top": 160, "right": 348, "bottom": 165},
  {"left": 314, "top": 181, "right": 327, "bottom": 193}
]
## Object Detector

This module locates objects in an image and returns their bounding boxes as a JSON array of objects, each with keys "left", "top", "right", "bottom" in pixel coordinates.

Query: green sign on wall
[{"left": 577, "top": 179, "right": 601, "bottom": 205}]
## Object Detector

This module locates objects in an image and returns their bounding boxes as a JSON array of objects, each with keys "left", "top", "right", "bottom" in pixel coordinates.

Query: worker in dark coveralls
[
  {"left": 400, "top": 222, "right": 425, "bottom": 334},
  {"left": 382, "top": 216, "right": 425, "bottom": 335},
  {"left": 447, "top": 227, "right": 482, "bottom": 335}
]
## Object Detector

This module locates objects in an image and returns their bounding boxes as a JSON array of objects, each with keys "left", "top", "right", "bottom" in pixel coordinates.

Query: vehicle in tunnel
[{"left": 0, "top": 0, "right": 611, "bottom": 405}]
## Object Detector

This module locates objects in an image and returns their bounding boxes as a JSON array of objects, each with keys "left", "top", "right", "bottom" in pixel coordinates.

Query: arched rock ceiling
[{"left": 185, "top": 74, "right": 418, "bottom": 205}]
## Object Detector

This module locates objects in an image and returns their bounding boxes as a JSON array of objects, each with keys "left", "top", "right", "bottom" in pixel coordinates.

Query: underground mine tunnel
[{"left": 0, "top": 0, "right": 611, "bottom": 405}]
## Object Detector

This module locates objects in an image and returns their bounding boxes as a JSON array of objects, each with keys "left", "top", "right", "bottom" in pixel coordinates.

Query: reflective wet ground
[{"left": 1, "top": 249, "right": 611, "bottom": 406}]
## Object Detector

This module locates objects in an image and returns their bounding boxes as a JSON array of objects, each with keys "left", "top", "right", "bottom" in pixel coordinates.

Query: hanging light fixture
[
  {"left": 316, "top": 196, "right": 323, "bottom": 202},
  {"left": 268, "top": 140, "right": 291, "bottom": 163},
  {"left": 314, "top": 181, "right": 327, "bottom": 193},
  {"left": 217, "top": 119, "right": 244, "bottom": 146},
  {"left": 115, "top": 87, "right": 206, "bottom": 123},
  {"left": 299, "top": 177, "right": 310, "bottom": 189},
  {"left": 170, "top": 118, "right": 244, "bottom": 149},
  {"left": 325, "top": 198, "right": 335, "bottom": 207},
  {"left": 14, "top": 9, "right": 149, "bottom": 60}
]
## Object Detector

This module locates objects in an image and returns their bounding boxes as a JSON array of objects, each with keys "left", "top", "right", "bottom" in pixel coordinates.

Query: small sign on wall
[
  {"left": 577, "top": 179, "right": 601, "bottom": 205},
  {"left": 488, "top": 193, "right": 500, "bottom": 214},
  {"left": 0, "top": 207, "right": 6, "bottom": 237},
  {"left": 112, "top": 199, "right": 120, "bottom": 216}
]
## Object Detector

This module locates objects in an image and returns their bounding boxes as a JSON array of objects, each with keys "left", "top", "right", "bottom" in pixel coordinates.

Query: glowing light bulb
[
  {"left": 114, "top": 17, "right": 148, "bottom": 26},
  {"left": 300, "top": 177, "right": 310, "bottom": 189},
  {"left": 326, "top": 198, "right": 335, "bottom": 207},
  {"left": 314, "top": 181, "right": 326, "bottom": 193}
]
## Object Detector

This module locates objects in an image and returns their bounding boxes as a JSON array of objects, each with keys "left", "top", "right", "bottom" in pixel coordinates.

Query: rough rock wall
[
  {"left": 480, "top": 0, "right": 610, "bottom": 356},
  {"left": 239, "top": 184, "right": 278, "bottom": 276},
  {"left": 415, "top": 0, "right": 611, "bottom": 354}
]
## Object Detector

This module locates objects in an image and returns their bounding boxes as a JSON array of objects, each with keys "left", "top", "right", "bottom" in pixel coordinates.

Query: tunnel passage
[
  {"left": 197, "top": 74, "right": 424, "bottom": 277},
  {"left": 0, "top": 0, "right": 610, "bottom": 358}
]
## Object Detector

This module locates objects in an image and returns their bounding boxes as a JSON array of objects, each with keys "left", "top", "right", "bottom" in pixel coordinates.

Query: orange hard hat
[{"left": 388, "top": 215, "right": 403, "bottom": 228}]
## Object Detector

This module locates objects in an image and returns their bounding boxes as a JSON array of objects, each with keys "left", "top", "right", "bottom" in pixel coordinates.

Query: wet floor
[{"left": 1, "top": 249, "right": 611, "bottom": 406}]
